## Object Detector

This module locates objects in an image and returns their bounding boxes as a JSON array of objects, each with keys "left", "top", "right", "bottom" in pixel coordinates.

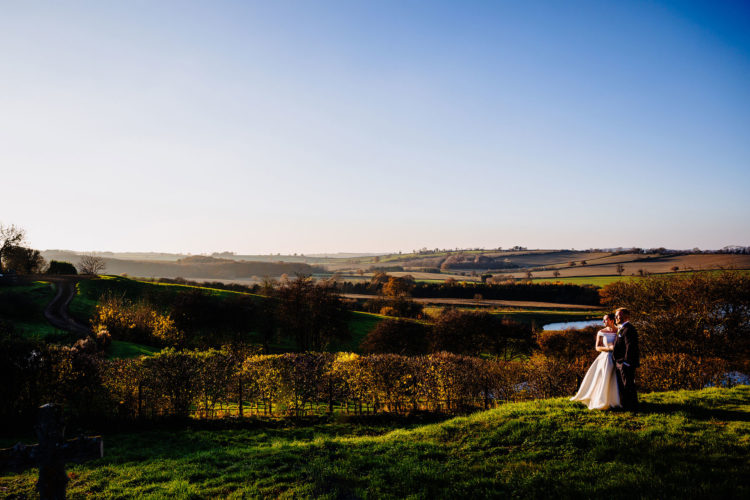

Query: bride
[{"left": 570, "top": 313, "right": 621, "bottom": 410}]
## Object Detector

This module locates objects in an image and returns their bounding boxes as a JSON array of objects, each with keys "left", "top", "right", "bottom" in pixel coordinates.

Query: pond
[{"left": 542, "top": 319, "right": 601, "bottom": 331}]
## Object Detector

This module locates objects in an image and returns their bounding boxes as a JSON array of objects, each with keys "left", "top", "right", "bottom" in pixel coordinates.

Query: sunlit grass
[
  {"left": 108, "top": 340, "right": 160, "bottom": 359},
  {"left": 1, "top": 386, "right": 747, "bottom": 498}
]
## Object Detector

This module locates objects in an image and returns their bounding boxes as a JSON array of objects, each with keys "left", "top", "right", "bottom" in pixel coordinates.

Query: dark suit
[{"left": 612, "top": 322, "right": 640, "bottom": 410}]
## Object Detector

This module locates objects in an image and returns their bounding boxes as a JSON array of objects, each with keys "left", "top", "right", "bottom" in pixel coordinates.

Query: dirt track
[{"left": 41, "top": 276, "right": 91, "bottom": 335}]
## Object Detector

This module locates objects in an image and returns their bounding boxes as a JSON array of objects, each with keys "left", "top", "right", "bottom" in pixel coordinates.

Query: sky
[{"left": 1, "top": 0, "right": 748, "bottom": 254}]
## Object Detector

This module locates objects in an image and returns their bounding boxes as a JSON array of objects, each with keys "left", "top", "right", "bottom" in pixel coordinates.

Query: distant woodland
[{"left": 40, "top": 250, "right": 322, "bottom": 279}]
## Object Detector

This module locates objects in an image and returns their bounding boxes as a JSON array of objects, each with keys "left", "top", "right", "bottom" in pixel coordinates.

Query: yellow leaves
[{"left": 92, "top": 295, "right": 184, "bottom": 346}]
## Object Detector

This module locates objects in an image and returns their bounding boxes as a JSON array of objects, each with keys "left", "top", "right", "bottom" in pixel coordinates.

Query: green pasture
[
  {"left": 0, "top": 281, "right": 64, "bottom": 339},
  {"left": 108, "top": 340, "right": 160, "bottom": 359},
  {"left": 531, "top": 269, "right": 750, "bottom": 287},
  {"left": 70, "top": 275, "right": 265, "bottom": 323},
  {"left": 2, "top": 386, "right": 747, "bottom": 498}
]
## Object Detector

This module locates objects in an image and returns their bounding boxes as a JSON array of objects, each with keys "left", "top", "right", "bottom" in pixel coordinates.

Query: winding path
[{"left": 41, "top": 276, "right": 92, "bottom": 335}]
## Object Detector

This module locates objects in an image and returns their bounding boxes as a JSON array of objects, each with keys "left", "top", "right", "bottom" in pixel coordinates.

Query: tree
[
  {"left": 360, "top": 319, "right": 429, "bottom": 355},
  {"left": 553, "top": 270, "right": 561, "bottom": 279},
  {"left": 276, "top": 274, "right": 350, "bottom": 351},
  {"left": 2, "top": 246, "right": 46, "bottom": 274},
  {"left": 47, "top": 261, "right": 78, "bottom": 275},
  {"left": 77, "top": 254, "right": 106, "bottom": 275},
  {"left": 0, "top": 224, "right": 26, "bottom": 272},
  {"left": 616, "top": 263, "right": 625, "bottom": 276},
  {"left": 671, "top": 266, "right": 679, "bottom": 273},
  {"left": 600, "top": 271, "right": 750, "bottom": 360},
  {"left": 382, "top": 276, "right": 414, "bottom": 298}
]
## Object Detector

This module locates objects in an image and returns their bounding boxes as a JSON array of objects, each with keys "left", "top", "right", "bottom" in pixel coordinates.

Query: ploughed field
[{"left": 1, "top": 386, "right": 748, "bottom": 499}]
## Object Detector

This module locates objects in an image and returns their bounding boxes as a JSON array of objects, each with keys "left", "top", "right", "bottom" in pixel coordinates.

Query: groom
[{"left": 613, "top": 307, "right": 640, "bottom": 411}]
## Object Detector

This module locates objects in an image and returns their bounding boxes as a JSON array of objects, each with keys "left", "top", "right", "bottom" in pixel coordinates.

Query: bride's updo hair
[{"left": 604, "top": 313, "right": 615, "bottom": 322}]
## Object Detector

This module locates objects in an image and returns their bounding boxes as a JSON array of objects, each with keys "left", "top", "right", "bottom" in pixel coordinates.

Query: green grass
[
  {"left": 0, "top": 281, "right": 64, "bottom": 339},
  {"left": 531, "top": 275, "right": 630, "bottom": 286},
  {"left": 108, "top": 340, "right": 160, "bottom": 359},
  {"left": 2, "top": 386, "right": 748, "bottom": 498},
  {"left": 70, "top": 275, "right": 265, "bottom": 324},
  {"left": 335, "top": 311, "right": 388, "bottom": 351},
  {"left": 531, "top": 269, "right": 750, "bottom": 287}
]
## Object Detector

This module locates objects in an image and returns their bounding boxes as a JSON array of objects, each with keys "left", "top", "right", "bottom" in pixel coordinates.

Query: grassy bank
[
  {"left": 0, "top": 281, "right": 62, "bottom": 339},
  {"left": 2, "top": 386, "right": 747, "bottom": 498}
]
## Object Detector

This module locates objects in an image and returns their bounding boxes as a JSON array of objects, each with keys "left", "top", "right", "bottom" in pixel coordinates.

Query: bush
[
  {"left": 428, "top": 309, "right": 531, "bottom": 358},
  {"left": 360, "top": 319, "right": 429, "bottom": 355},
  {"left": 428, "top": 309, "right": 498, "bottom": 355},
  {"left": 92, "top": 293, "right": 183, "bottom": 347},
  {"left": 639, "top": 354, "right": 731, "bottom": 392},
  {"left": 47, "top": 260, "right": 77, "bottom": 275},
  {"left": 524, "top": 354, "right": 581, "bottom": 399},
  {"left": 537, "top": 326, "right": 599, "bottom": 362},
  {"left": 601, "top": 271, "right": 750, "bottom": 359}
]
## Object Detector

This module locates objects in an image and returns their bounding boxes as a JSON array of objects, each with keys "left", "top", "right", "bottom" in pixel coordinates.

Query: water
[{"left": 542, "top": 319, "right": 601, "bottom": 331}]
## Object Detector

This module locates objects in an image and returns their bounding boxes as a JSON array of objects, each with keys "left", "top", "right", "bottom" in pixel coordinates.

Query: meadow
[{"left": 1, "top": 386, "right": 747, "bottom": 498}]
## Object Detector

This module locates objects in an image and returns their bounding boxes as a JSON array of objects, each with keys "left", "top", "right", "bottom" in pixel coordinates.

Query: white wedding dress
[{"left": 570, "top": 330, "right": 621, "bottom": 410}]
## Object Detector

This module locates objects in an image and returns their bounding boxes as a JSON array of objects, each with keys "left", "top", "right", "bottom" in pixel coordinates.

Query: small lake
[{"left": 542, "top": 319, "right": 601, "bottom": 331}]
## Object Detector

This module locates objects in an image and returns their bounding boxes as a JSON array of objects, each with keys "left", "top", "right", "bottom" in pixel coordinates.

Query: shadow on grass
[{"left": 638, "top": 401, "right": 750, "bottom": 422}]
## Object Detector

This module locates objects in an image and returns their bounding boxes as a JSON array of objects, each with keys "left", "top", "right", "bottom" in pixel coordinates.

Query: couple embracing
[{"left": 571, "top": 308, "right": 640, "bottom": 411}]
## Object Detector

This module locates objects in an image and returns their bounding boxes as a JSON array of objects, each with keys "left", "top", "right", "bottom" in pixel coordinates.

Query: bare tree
[
  {"left": 0, "top": 223, "right": 26, "bottom": 272},
  {"left": 553, "top": 270, "right": 561, "bottom": 279},
  {"left": 78, "top": 254, "right": 106, "bottom": 275},
  {"left": 616, "top": 263, "right": 625, "bottom": 276}
]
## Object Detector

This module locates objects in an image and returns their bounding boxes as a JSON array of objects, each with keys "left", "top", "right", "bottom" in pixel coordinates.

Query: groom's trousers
[{"left": 616, "top": 363, "right": 639, "bottom": 411}]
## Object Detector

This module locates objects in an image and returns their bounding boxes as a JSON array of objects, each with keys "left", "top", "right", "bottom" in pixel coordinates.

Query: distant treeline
[
  {"left": 339, "top": 281, "right": 602, "bottom": 306},
  {"left": 41, "top": 252, "right": 323, "bottom": 279}
]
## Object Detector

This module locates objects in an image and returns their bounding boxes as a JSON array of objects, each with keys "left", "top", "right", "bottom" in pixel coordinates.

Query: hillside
[
  {"left": 1, "top": 386, "right": 747, "bottom": 498},
  {"left": 40, "top": 251, "right": 322, "bottom": 279}
]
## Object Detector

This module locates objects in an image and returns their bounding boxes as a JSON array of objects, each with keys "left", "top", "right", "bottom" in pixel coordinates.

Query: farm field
[
  {"left": 500, "top": 253, "right": 750, "bottom": 279},
  {"left": 1, "top": 386, "right": 747, "bottom": 498},
  {"left": 529, "top": 269, "right": 750, "bottom": 287},
  {"left": 343, "top": 293, "right": 597, "bottom": 310}
]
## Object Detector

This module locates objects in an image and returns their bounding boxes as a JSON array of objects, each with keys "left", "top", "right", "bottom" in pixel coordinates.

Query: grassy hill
[
  {"left": 0, "top": 280, "right": 62, "bottom": 339},
  {"left": 70, "top": 276, "right": 385, "bottom": 356},
  {"left": 1, "top": 386, "right": 747, "bottom": 498}
]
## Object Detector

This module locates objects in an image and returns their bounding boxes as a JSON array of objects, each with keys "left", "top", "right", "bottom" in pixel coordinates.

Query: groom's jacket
[{"left": 613, "top": 323, "right": 640, "bottom": 368}]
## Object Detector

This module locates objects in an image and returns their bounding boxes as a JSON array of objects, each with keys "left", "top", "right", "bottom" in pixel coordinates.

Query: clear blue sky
[{"left": 1, "top": 1, "right": 748, "bottom": 253}]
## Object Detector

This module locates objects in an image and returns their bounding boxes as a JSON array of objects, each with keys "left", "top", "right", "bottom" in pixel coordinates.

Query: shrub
[
  {"left": 639, "top": 353, "right": 731, "bottom": 392},
  {"left": 601, "top": 271, "right": 750, "bottom": 359},
  {"left": 92, "top": 293, "right": 183, "bottom": 347},
  {"left": 360, "top": 319, "right": 429, "bottom": 355},
  {"left": 47, "top": 260, "right": 77, "bottom": 275},
  {"left": 524, "top": 354, "right": 581, "bottom": 399},
  {"left": 537, "top": 326, "right": 599, "bottom": 362},
  {"left": 142, "top": 348, "right": 201, "bottom": 417}
]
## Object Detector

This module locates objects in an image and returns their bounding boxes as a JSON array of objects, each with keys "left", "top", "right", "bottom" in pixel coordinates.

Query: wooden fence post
[{"left": 238, "top": 376, "right": 244, "bottom": 418}]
